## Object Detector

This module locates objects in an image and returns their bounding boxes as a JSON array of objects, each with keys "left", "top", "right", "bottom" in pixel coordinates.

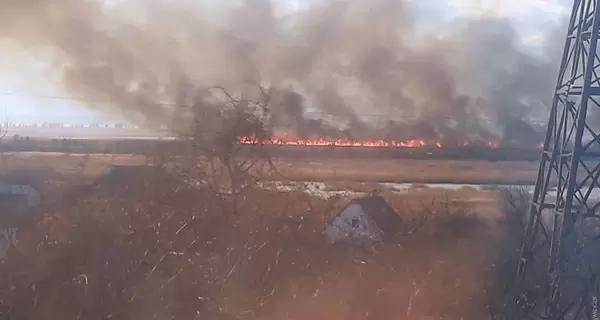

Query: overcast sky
[{"left": 0, "top": 0, "right": 573, "bottom": 124}]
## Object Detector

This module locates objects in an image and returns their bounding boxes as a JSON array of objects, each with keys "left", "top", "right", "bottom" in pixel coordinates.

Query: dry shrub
[
  {"left": 486, "top": 186, "right": 531, "bottom": 319},
  {"left": 170, "top": 84, "right": 279, "bottom": 217},
  {"left": 383, "top": 189, "right": 490, "bottom": 240},
  {"left": 0, "top": 170, "right": 336, "bottom": 319},
  {"left": 0, "top": 170, "right": 503, "bottom": 320}
]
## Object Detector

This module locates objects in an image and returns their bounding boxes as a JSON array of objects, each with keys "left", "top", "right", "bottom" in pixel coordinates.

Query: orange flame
[{"left": 238, "top": 136, "right": 502, "bottom": 148}]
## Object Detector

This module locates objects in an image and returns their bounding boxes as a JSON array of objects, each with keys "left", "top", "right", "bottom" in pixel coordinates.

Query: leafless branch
[{"left": 171, "top": 83, "right": 276, "bottom": 215}]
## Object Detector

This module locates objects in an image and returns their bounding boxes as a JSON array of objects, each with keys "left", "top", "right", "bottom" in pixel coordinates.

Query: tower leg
[{"left": 513, "top": 0, "right": 600, "bottom": 319}]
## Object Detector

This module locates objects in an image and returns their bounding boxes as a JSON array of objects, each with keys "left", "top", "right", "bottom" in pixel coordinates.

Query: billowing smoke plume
[
  {"left": 0, "top": 0, "right": 567, "bottom": 145},
  {"left": 447, "top": 17, "right": 567, "bottom": 144}
]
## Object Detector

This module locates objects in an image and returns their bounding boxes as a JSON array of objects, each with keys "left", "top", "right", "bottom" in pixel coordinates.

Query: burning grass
[
  {"left": 0, "top": 167, "right": 523, "bottom": 319},
  {"left": 239, "top": 136, "right": 488, "bottom": 148}
]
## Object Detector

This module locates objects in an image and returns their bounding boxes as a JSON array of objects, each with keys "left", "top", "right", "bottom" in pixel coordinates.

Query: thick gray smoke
[
  {"left": 448, "top": 17, "right": 567, "bottom": 144},
  {"left": 0, "top": 0, "right": 567, "bottom": 145}
]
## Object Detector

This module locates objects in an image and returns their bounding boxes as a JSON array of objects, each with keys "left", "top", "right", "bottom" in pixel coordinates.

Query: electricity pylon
[{"left": 513, "top": 0, "right": 600, "bottom": 319}]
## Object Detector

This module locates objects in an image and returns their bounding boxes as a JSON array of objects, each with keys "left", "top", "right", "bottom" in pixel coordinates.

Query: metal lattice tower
[{"left": 513, "top": 0, "right": 600, "bottom": 319}]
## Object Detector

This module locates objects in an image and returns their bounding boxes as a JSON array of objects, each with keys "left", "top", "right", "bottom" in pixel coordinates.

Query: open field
[
  {"left": 0, "top": 137, "right": 542, "bottom": 160},
  {"left": 0, "top": 152, "right": 540, "bottom": 185},
  {"left": 275, "top": 157, "right": 539, "bottom": 184}
]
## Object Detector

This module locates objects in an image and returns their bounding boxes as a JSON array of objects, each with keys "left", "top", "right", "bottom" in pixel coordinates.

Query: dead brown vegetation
[
  {"left": 486, "top": 186, "right": 531, "bottom": 319},
  {"left": 168, "top": 84, "right": 280, "bottom": 216},
  {"left": 0, "top": 169, "right": 507, "bottom": 320}
]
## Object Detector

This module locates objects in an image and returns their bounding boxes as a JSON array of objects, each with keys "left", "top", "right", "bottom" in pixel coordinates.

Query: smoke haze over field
[{"left": 0, "top": 0, "right": 568, "bottom": 144}]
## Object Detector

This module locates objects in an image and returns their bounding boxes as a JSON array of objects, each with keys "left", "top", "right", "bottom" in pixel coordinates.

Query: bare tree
[{"left": 175, "top": 82, "right": 276, "bottom": 215}]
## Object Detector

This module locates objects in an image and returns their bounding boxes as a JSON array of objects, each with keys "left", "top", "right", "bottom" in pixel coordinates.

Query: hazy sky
[{"left": 0, "top": 0, "right": 571, "bottom": 124}]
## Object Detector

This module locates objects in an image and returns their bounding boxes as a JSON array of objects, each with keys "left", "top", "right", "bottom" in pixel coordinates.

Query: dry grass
[
  {"left": 0, "top": 152, "right": 538, "bottom": 184},
  {"left": 273, "top": 158, "right": 538, "bottom": 184},
  {"left": 0, "top": 165, "right": 525, "bottom": 320}
]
